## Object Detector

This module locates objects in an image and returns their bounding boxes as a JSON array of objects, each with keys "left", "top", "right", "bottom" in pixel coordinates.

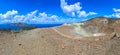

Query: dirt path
[
  {"left": 0, "top": 28, "right": 120, "bottom": 55},
  {"left": 52, "top": 28, "right": 75, "bottom": 39}
]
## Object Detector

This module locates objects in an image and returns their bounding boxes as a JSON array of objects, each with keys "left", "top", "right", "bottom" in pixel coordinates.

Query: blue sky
[{"left": 0, "top": 0, "right": 120, "bottom": 24}]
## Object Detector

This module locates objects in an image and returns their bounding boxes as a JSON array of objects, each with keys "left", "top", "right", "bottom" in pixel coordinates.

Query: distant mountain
[{"left": 0, "top": 22, "right": 63, "bottom": 30}]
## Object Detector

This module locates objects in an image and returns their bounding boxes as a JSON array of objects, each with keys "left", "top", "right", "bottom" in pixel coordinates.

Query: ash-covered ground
[{"left": 0, "top": 17, "right": 120, "bottom": 55}]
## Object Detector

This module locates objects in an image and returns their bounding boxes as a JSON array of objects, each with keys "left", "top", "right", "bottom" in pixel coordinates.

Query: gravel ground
[{"left": 0, "top": 27, "right": 119, "bottom": 55}]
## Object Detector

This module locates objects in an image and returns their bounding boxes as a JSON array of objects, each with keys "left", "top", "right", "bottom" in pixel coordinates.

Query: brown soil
[{"left": 0, "top": 17, "right": 120, "bottom": 55}]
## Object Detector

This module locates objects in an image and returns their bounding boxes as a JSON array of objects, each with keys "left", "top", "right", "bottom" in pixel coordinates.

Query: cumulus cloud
[
  {"left": 60, "top": 0, "right": 81, "bottom": 17},
  {"left": 0, "top": 10, "right": 64, "bottom": 24},
  {"left": 77, "top": 11, "right": 97, "bottom": 17},
  {"left": 105, "top": 8, "right": 120, "bottom": 18},
  {"left": 60, "top": 0, "right": 97, "bottom": 17},
  {"left": 113, "top": 8, "right": 120, "bottom": 12},
  {"left": 0, "top": 10, "right": 18, "bottom": 19},
  {"left": 38, "top": 12, "right": 59, "bottom": 23}
]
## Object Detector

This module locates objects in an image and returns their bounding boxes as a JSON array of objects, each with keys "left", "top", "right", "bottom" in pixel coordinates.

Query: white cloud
[
  {"left": 38, "top": 12, "right": 59, "bottom": 23},
  {"left": 77, "top": 11, "right": 97, "bottom": 17},
  {"left": 105, "top": 8, "right": 120, "bottom": 18},
  {"left": 0, "top": 10, "right": 64, "bottom": 24},
  {"left": 60, "top": 0, "right": 81, "bottom": 17},
  {"left": 0, "top": 10, "right": 18, "bottom": 18},
  {"left": 113, "top": 8, "right": 120, "bottom": 12},
  {"left": 13, "top": 15, "right": 25, "bottom": 22},
  {"left": 39, "top": 12, "right": 47, "bottom": 17},
  {"left": 60, "top": 0, "right": 97, "bottom": 17}
]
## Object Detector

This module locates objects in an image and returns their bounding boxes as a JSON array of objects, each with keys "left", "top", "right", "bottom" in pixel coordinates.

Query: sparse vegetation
[
  {"left": 0, "top": 26, "right": 37, "bottom": 33},
  {"left": 21, "top": 26, "right": 37, "bottom": 30},
  {"left": 0, "top": 28, "right": 12, "bottom": 33}
]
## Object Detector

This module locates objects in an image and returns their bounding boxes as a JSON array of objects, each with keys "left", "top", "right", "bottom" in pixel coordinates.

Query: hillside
[{"left": 0, "top": 17, "right": 120, "bottom": 55}]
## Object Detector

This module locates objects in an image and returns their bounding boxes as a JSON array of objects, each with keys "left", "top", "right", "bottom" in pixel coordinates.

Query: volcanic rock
[{"left": 0, "top": 17, "right": 120, "bottom": 55}]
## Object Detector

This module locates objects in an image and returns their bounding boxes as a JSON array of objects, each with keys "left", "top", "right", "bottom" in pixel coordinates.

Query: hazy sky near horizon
[{"left": 0, "top": 0, "right": 120, "bottom": 24}]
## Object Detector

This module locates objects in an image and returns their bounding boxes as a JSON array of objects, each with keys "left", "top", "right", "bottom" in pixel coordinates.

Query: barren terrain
[{"left": 0, "top": 17, "right": 120, "bottom": 55}]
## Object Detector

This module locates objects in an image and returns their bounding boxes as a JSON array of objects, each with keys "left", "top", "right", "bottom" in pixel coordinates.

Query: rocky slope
[{"left": 0, "top": 17, "right": 120, "bottom": 55}]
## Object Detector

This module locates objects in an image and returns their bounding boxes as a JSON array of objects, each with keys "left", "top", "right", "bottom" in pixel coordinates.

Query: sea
[{"left": 0, "top": 23, "right": 63, "bottom": 30}]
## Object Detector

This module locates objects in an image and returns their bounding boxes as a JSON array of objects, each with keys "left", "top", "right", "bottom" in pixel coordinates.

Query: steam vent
[{"left": 0, "top": 17, "right": 120, "bottom": 55}]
